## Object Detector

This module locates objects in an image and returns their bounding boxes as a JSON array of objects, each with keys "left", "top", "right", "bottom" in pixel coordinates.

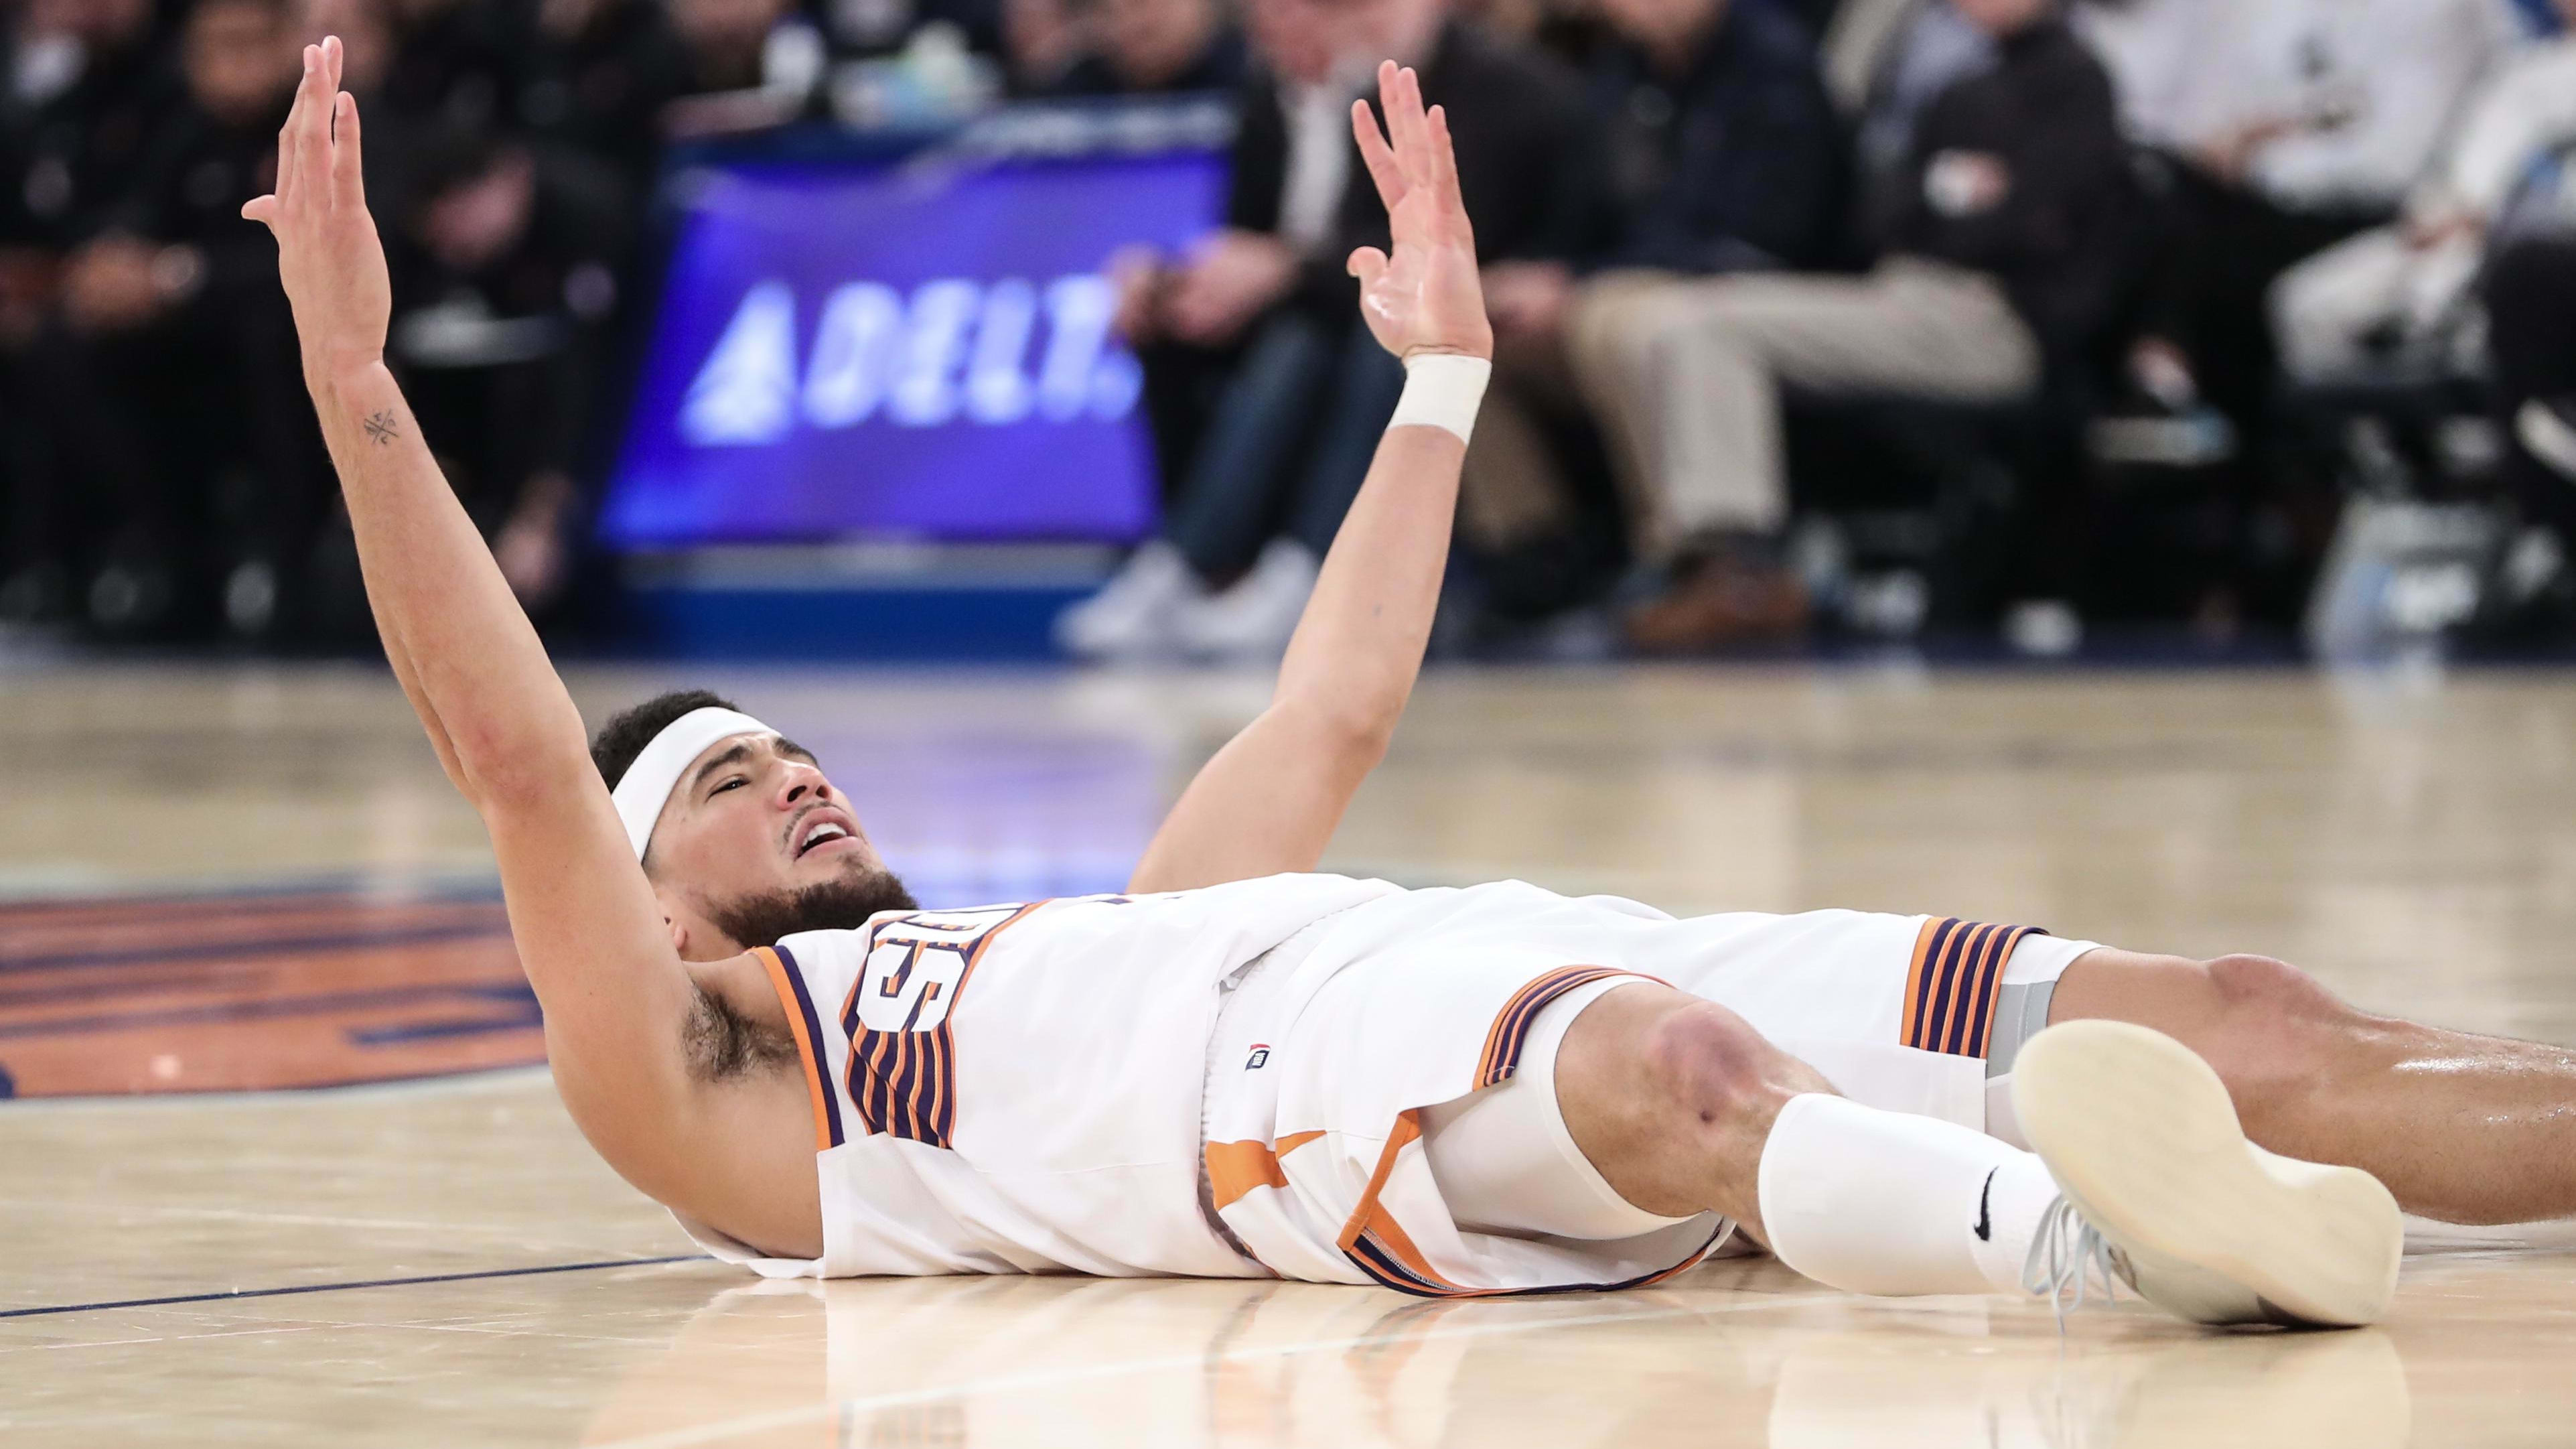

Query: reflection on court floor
[{"left": 576, "top": 1269, "right": 2422, "bottom": 1449}]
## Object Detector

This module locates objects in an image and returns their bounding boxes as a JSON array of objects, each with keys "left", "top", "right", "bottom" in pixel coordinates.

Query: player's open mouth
[{"left": 793, "top": 815, "right": 858, "bottom": 859}]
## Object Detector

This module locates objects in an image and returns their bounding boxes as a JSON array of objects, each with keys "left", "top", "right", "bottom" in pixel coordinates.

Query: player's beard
[{"left": 698, "top": 866, "right": 921, "bottom": 949}]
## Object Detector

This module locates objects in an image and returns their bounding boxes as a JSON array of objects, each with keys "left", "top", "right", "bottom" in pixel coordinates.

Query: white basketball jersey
[{"left": 673, "top": 872, "right": 1402, "bottom": 1279}]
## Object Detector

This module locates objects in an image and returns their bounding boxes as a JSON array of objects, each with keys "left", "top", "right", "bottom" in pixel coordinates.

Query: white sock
[{"left": 1757, "top": 1093, "right": 2060, "bottom": 1298}]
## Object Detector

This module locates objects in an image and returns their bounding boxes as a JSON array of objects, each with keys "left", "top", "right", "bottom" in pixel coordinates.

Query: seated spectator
[
  {"left": 1060, "top": 0, "right": 1591, "bottom": 659},
  {"left": 2078, "top": 0, "right": 2521, "bottom": 425},
  {"left": 305, "top": 127, "right": 634, "bottom": 641},
  {"left": 2271, "top": 0, "right": 2576, "bottom": 381},
  {"left": 1568, "top": 0, "right": 2132, "bottom": 649},
  {"left": 9, "top": 0, "right": 303, "bottom": 639},
  {"left": 1463, "top": 0, "right": 1846, "bottom": 596},
  {"left": 1051, "top": 0, "right": 1247, "bottom": 96},
  {"left": 1581, "top": 0, "right": 1845, "bottom": 284}
]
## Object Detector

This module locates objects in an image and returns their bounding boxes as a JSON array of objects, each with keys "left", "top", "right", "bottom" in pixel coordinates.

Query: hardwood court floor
[{"left": 5, "top": 659, "right": 2576, "bottom": 1446}]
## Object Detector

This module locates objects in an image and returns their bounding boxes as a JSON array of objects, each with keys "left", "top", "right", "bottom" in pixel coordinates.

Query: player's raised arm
[
  {"left": 246, "top": 40, "right": 715, "bottom": 1198},
  {"left": 1130, "top": 62, "right": 1492, "bottom": 895}
]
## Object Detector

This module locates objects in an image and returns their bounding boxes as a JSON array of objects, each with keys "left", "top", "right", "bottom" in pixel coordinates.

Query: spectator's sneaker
[
  {"left": 1173, "top": 538, "right": 1319, "bottom": 662},
  {"left": 2013, "top": 1021, "right": 2402, "bottom": 1329},
  {"left": 1054, "top": 541, "right": 1204, "bottom": 660},
  {"left": 2518, "top": 397, "right": 2576, "bottom": 484},
  {"left": 1624, "top": 551, "right": 1808, "bottom": 653}
]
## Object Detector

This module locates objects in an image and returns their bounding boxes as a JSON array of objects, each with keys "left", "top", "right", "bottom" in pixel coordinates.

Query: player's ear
[{"left": 665, "top": 913, "right": 689, "bottom": 955}]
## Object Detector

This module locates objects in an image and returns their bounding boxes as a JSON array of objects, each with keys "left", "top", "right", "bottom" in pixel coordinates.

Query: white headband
[{"left": 611, "top": 707, "right": 776, "bottom": 860}]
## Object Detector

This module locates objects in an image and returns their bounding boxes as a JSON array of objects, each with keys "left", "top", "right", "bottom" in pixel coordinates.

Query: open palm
[
  {"left": 1346, "top": 62, "right": 1492, "bottom": 364},
  {"left": 242, "top": 36, "right": 391, "bottom": 382}
]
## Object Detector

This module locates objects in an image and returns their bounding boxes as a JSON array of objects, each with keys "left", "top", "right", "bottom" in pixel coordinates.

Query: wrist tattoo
[{"left": 361, "top": 410, "right": 400, "bottom": 447}]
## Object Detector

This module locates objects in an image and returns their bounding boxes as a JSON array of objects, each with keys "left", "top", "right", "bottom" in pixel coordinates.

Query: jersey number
[
  {"left": 853, "top": 921, "right": 987, "bottom": 1032},
  {"left": 839, "top": 904, "right": 1034, "bottom": 1149}
]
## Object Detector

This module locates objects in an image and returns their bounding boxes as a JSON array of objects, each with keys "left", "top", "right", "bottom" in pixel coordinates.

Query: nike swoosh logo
[{"left": 1975, "top": 1167, "right": 1997, "bottom": 1242}]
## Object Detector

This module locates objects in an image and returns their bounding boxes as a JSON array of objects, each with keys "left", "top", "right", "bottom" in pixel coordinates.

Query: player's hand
[
  {"left": 1346, "top": 62, "right": 1491, "bottom": 363},
  {"left": 242, "top": 36, "right": 390, "bottom": 384}
]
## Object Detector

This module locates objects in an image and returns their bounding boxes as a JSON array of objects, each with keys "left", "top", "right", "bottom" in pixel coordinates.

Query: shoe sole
[{"left": 2013, "top": 1020, "right": 2401, "bottom": 1328}]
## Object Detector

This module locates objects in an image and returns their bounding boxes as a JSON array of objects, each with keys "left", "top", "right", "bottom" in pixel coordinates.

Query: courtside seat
[
  {"left": 1780, "top": 370, "right": 2102, "bottom": 630},
  {"left": 2271, "top": 363, "right": 2499, "bottom": 506},
  {"left": 2278, "top": 369, "right": 2491, "bottom": 439}
]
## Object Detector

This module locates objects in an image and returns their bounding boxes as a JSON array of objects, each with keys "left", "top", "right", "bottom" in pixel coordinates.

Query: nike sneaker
[{"left": 2013, "top": 1020, "right": 2403, "bottom": 1328}]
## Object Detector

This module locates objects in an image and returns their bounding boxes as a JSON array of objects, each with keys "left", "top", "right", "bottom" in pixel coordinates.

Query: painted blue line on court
[{"left": 0, "top": 1255, "right": 703, "bottom": 1320}]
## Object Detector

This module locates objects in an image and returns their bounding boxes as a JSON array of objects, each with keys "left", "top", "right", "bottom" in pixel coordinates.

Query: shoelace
[{"left": 2020, "top": 1196, "right": 2124, "bottom": 1332}]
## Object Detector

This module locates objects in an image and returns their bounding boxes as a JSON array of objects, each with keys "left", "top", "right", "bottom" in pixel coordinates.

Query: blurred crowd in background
[{"left": 3, "top": 0, "right": 2575, "bottom": 659}]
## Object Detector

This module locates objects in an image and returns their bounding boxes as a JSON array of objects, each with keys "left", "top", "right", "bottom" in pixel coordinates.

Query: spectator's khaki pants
[{"left": 1567, "top": 259, "right": 2040, "bottom": 558}]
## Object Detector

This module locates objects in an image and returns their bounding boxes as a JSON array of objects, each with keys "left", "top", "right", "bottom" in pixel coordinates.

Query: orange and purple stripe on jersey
[
  {"left": 1336, "top": 1110, "right": 1729, "bottom": 1298},
  {"left": 1319, "top": 963, "right": 1727, "bottom": 1298},
  {"left": 1902, "top": 917, "right": 2045, "bottom": 1059},
  {"left": 754, "top": 944, "right": 845, "bottom": 1152},
  {"left": 1472, "top": 965, "right": 1635, "bottom": 1091}
]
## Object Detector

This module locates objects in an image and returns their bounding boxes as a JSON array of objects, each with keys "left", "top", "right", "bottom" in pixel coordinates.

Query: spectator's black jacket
[
  {"left": 1225, "top": 19, "right": 1594, "bottom": 322},
  {"left": 5, "top": 33, "right": 182, "bottom": 250},
  {"left": 1583, "top": 0, "right": 1847, "bottom": 275},
  {"left": 1053, "top": 27, "right": 1250, "bottom": 98},
  {"left": 106, "top": 96, "right": 293, "bottom": 298},
  {"left": 383, "top": 159, "right": 634, "bottom": 516},
  {"left": 1887, "top": 17, "right": 2133, "bottom": 362},
  {"left": 386, "top": 0, "right": 530, "bottom": 133}
]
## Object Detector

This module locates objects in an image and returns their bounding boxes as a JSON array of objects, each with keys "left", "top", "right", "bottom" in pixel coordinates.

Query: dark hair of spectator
[{"left": 591, "top": 689, "right": 743, "bottom": 788}]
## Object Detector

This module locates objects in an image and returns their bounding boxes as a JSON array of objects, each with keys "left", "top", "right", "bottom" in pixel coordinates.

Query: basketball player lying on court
[{"left": 256, "top": 38, "right": 2576, "bottom": 1329}]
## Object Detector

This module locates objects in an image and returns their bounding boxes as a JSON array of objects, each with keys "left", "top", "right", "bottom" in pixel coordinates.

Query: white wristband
[{"left": 1387, "top": 352, "right": 1492, "bottom": 445}]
